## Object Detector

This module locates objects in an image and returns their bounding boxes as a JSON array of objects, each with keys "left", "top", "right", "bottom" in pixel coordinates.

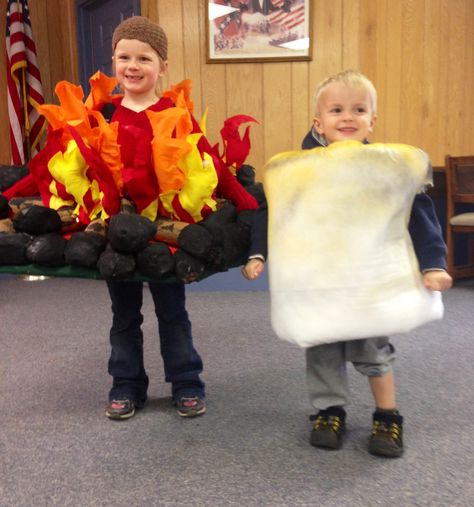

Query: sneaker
[
  {"left": 309, "top": 406, "right": 346, "bottom": 449},
  {"left": 105, "top": 399, "right": 135, "bottom": 420},
  {"left": 175, "top": 396, "right": 206, "bottom": 417},
  {"left": 368, "top": 410, "right": 404, "bottom": 457}
]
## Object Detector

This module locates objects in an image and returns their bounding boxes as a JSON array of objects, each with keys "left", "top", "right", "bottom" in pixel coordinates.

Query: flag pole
[
  {"left": 18, "top": 0, "right": 30, "bottom": 161},
  {"left": 21, "top": 66, "right": 31, "bottom": 161}
]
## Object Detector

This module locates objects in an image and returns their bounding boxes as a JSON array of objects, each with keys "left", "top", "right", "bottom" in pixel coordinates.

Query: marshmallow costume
[{"left": 264, "top": 140, "right": 444, "bottom": 347}]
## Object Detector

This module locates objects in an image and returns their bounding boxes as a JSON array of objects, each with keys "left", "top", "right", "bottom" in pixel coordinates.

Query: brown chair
[{"left": 445, "top": 154, "right": 474, "bottom": 279}]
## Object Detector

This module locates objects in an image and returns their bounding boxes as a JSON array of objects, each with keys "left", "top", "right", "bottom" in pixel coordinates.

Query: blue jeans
[{"left": 106, "top": 280, "right": 205, "bottom": 406}]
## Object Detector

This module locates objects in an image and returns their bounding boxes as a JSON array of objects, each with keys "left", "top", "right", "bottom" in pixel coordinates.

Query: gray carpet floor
[{"left": 1, "top": 276, "right": 473, "bottom": 507}]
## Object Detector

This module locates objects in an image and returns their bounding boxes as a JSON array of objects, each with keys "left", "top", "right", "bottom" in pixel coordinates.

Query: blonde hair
[{"left": 313, "top": 70, "right": 377, "bottom": 115}]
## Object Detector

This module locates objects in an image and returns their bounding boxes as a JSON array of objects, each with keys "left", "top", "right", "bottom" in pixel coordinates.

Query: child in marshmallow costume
[{"left": 242, "top": 70, "right": 452, "bottom": 457}]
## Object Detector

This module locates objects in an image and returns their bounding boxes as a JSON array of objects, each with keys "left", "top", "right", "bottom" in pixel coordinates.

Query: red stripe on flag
[
  {"left": 6, "top": 0, "right": 46, "bottom": 164},
  {"left": 268, "top": 5, "right": 305, "bottom": 28}
]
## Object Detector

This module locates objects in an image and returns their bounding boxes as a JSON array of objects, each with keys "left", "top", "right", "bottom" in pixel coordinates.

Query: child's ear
[
  {"left": 313, "top": 116, "right": 324, "bottom": 135},
  {"left": 368, "top": 114, "right": 377, "bottom": 133},
  {"left": 159, "top": 60, "right": 169, "bottom": 78}
]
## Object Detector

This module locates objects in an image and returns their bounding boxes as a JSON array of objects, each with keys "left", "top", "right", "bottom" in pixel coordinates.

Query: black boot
[
  {"left": 309, "top": 406, "right": 346, "bottom": 450},
  {"left": 368, "top": 409, "right": 404, "bottom": 458}
]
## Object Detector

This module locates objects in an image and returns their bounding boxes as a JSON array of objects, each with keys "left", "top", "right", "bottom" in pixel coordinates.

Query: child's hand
[
  {"left": 241, "top": 258, "right": 265, "bottom": 280},
  {"left": 422, "top": 270, "right": 453, "bottom": 291}
]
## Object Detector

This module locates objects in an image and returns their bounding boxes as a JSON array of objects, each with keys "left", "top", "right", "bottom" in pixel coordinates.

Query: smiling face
[
  {"left": 313, "top": 82, "right": 377, "bottom": 144},
  {"left": 114, "top": 38, "right": 167, "bottom": 101}
]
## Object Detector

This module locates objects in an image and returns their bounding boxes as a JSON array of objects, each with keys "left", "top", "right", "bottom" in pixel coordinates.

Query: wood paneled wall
[{"left": 1, "top": 0, "right": 473, "bottom": 180}]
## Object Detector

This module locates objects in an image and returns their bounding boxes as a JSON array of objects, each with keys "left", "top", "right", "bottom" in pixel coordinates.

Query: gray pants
[{"left": 306, "top": 337, "right": 396, "bottom": 410}]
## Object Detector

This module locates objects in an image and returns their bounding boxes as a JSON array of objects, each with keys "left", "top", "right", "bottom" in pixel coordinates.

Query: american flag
[
  {"left": 267, "top": 0, "right": 305, "bottom": 31},
  {"left": 6, "top": 0, "right": 45, "bottom": 165}
]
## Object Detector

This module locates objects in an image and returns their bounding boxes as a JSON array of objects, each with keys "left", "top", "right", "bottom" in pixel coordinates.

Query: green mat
[
  {"left": 0, "top": 264, "right": 104, "bottom": 279},
  {"left": 0, "top": 261, "right": 243, "bottom": 283}
]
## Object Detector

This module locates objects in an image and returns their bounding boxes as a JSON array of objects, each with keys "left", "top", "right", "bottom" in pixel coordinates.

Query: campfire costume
[
  {"left": 1, "top": 43, "right": 259, "bottom": 276},
  {"left": 0, "top": 16, "right": 261, "bottom": 418}
]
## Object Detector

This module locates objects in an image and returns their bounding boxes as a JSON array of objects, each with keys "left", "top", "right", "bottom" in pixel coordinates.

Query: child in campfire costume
[
  {"left": 2, "top": 15, "right": 259, "bottom": 419},
  {"left": 243, "top": 70, "right": 452, "bottom": 457}
]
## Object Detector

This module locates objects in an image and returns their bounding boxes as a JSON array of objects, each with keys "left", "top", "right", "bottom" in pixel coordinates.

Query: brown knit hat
[{"left": 112, "top": 16, "right": 168, "bottom": 61}]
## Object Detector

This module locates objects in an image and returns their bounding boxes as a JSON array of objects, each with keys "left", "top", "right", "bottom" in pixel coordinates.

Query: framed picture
[{"left": 206, "top": 0, "right": 312, "bottom": 63}]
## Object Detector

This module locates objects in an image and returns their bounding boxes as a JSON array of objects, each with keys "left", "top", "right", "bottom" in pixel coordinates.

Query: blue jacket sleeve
[
  {"left": 247, "top": 198, "right": 268, "bottom": 259},
  {"left": 408, "top": 192, "right": 447, "bottom": 271}
]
